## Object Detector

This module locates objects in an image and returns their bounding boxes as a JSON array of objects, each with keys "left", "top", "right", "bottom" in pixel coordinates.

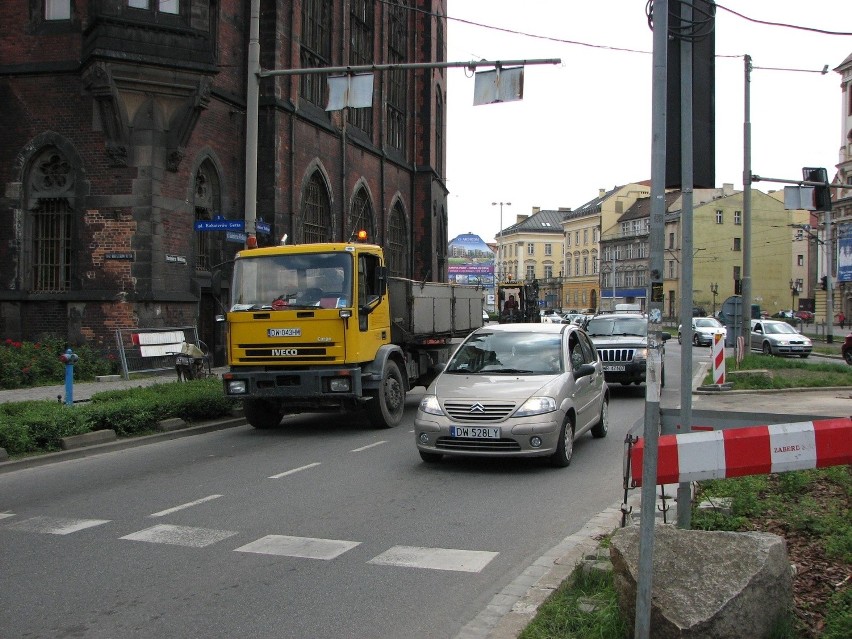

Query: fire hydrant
[{"left": 59, "top": 348, "right": 79, "bottom": 405}]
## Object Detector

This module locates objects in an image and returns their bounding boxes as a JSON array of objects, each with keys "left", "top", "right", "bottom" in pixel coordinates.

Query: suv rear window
[{"left": 585, "top": 316, "right": 647, "bottom": 337}]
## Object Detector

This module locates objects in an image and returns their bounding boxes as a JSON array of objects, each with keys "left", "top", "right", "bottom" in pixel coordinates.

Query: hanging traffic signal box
[{"left": 802, "top": 167, "right": 832, "bottom": 211}]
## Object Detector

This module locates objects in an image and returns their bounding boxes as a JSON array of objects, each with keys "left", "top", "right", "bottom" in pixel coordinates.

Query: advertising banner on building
[{"left": 838, "top": 228, "right": 852, "bottom": 283}]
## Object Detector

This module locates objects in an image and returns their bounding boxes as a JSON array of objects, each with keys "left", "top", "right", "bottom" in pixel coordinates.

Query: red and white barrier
[
  {"left": 630, "top": 417, "right": 852, "bottom": 487},
  {"left": 712, "top": 332, "right": 725, "bottom": 384}
]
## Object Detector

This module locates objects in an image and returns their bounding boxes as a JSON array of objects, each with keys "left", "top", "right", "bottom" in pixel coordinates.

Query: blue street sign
[
  {"left": 256, "top": 221, "right": 271, "bottom": 235},
  {"left": 226, "top": 231, "right": 247, "bottom": 243},
  {"left": 195, "top": 218, "right": 245, "bottom": 231}
]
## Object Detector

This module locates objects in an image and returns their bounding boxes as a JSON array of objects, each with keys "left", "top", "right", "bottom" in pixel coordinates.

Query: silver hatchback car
[{"left": 415, "top": 323, "right": 609, "bottom": 467}]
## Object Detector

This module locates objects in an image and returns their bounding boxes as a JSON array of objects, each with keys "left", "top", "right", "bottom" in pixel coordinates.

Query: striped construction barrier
[
  {"left": 712, "top": 332, "right": 725, "bottom": 384},
  {"left": 629, "top": 417, "right": 852, "bottom": 487}
]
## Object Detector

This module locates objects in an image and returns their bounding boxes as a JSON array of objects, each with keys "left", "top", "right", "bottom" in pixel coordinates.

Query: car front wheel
[
  {"left": 550, "top": 416, "right": 575, "bottom": 467},
  {"left": 591, "top": 398, "right": 608, "bottom": 438},
  {"left": 762, "top": 342, "right": 772, "bottom": 356}
]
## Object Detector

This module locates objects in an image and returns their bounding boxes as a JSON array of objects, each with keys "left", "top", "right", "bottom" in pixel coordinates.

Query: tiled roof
[
  {"left": 502, "top": 209, "right": 566, "bottom": 234},
  {"left": 619, "top": 191, "right": 682, "bottom": 222}
]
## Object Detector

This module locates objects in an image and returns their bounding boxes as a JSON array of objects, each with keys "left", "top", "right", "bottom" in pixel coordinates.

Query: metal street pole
[
  {"left": 493, "top": 202, "right": 511, "bottom": 281},
  {"left": 741, "top": 55, "right": 753, "bottom": 355},
  {"left": 677, "top": 0, "right": 695, "bottom": 529},
  {"left": 635, "top": 0, "right": 668, "bottom": 636},
  {"left": 243, "top": 0, "right": 260, "bottom": 249}
]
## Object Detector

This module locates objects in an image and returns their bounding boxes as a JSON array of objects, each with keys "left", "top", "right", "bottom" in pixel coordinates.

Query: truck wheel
[
  {"left": 367, "top": 360, "right": 405, "bottom": 428},
  {"left": 244, "top": 398, "right": 282, "bottom": 429}
]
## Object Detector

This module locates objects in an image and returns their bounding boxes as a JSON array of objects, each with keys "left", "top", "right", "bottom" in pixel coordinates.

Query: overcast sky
[{"left": 444, "top": 0, "right": 852, "bottom": 244}]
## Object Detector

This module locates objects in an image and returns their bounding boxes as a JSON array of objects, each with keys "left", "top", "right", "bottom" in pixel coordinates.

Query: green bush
[
  {"left": 0, "top": 378, "right": 237, "bottom": 456},
  {"left": 0, "top": 336, "right": 119, "bottom": 390}
]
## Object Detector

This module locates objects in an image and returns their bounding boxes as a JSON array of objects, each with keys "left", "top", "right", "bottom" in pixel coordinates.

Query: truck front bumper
[{"left": 223, "top": 366, "right": 366, "bottom": 402}]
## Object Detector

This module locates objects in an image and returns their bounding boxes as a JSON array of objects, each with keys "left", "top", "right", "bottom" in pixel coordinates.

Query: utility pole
[{"left": 741, "top": 55, "right": 753, "bottom": 352}]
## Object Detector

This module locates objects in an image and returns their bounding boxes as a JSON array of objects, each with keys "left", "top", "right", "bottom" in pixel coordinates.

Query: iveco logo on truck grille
[{"left": 272, "top": 348, "right": 299, "bottom": 356}]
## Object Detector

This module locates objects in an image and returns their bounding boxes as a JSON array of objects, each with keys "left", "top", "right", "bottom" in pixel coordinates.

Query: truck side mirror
[{"left": 377, "top": 266, "right": 388, "bottom": 295}]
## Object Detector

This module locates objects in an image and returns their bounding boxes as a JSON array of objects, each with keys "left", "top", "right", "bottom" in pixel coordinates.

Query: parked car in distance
[
  {"left": 794, "top": 310, "right": 814, "bottom": 322},
  {"left": 772, "top": 310, "right": 795, "bottom": 319},
  {"left": 540, "top": 309, "right": 569, "bottom": 324},
  {"left": 678, "top": 317, "right": 726, "bottom": 346},
  {"left": 585, "top": 312, "right": 670, "bottom": 387},
  {"left": 482, "top": 309, "right": 490, "bottom": 323},
  {"left": 692, "top": 306, "right": 707, "bottom": 317},
  {"left": 749, "top": 319, "right": 812, "bottom": 358},
  {"left": 842, "top": 333, "right": 852, "bottom": 365},
  {"left": 414, "top": 323, "right": 609, "bottom": 467}
]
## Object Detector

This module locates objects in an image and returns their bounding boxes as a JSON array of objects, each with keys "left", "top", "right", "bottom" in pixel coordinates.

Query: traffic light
[
  {"left": 820, "top": 275, "right": 828, "bottom": 291},
  {"left": 802, "top": 167, "right": 831, "bottom": 211}
]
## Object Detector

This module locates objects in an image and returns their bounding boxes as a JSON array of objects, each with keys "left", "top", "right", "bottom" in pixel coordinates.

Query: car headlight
[
  {"left": 418, "top": 395, "right": 444, "bottom": 416},
  {"left": 515, "top": 396, "right": 557, "bottom": 417},
  {"left": 633, "top": 348, "right": 648, "bottom": 362}
]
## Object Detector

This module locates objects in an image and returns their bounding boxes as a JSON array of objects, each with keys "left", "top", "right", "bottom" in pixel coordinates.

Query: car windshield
[
  {"left": 695, "top": 318, "right": 722, "bottom": 328},
  {"left": 764, "top": 322, "right": 798, "bottom": 335},
  {"left": 230, "top": 252, "right": 352, "bottom": 311},
  {"left": 445, "top": 331, "right": 563, "bottom": 375},
  {"left": 585, "top": 317, "right": 647, "bottom": 337}
]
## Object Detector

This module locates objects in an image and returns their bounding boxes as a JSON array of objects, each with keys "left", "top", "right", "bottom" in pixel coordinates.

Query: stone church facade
[{"left": 0, "top": 1, "right": 449, "bottom": 364}]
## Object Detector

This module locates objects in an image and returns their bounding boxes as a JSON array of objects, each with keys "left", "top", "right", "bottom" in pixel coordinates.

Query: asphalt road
[{"left": 0, "top": 380, "right": 650, "bottom": 639}]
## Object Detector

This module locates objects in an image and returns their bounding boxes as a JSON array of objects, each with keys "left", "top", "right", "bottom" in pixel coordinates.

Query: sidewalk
[{"left": 0, "top": 369, "right": 227, "bottom": 405}]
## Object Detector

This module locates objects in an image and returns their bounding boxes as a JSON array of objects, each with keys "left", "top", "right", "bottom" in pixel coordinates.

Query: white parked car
[
  {"left": 678, "top": 317, "right": 727, "bottom": 346},
  {"left": 750, "top": 319, "right": 812, "bottom": 358}
]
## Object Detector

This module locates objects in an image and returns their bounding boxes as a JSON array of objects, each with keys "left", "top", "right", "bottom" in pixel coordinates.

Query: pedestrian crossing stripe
[
  {"left": 4, "top": 516, "right": 110, "bottom": 535},
  {"left": 368, "top": 546, "right": 499, "bottom": 573},
  {"left": 0, "top": 513, "right": 15, "bottom": 520},
  {"left": 121, "top": 524, "right": 238, "bottom": 547},
  {"left": 234, "top": 535, "right": 360, "bottom": 560}
]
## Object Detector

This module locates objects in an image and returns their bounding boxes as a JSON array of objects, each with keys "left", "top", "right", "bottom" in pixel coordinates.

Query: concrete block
[
  {"left": 156, "top": 417, "right": 188, "bottom": 432},
  {"left": 60, "top": 430, "right": 117, "bottom": 450},
  {"left": 0, "top": 447, "right": 8, "bottom": 461}
]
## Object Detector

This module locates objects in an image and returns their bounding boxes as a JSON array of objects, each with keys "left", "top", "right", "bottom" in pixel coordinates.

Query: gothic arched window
[
  {"left": 350, "top": 187, "right": 375, "bottom": 242},
  {"left": 302, "top": 171, "right": 332, "bottom": 243},
  {"left": 27, "top": 148, "right": 74, "bottom": 292},
  {"left": 194, "top": 160, "right": 222, "bottom": 271},
  {"left": 386, "top": 202, "right": 407, "bottom": 277}
]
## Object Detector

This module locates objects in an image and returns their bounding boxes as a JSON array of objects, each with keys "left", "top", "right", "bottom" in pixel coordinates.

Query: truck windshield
[{"left": 230, "top": 252, "right": 353, "bottom": 311}]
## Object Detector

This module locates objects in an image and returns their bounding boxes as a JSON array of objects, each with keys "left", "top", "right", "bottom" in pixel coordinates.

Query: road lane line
[
  {"left": 235, "top": 535, "right": 360, "bottom": 559},
  {"left": 150, "top": 494, "right": 223, "bottom": 517},
  {"left": 121, "top": 524, "right": 237, "bottom": 547},
  {"left": 268, "top": 462, "right": 321, "bottom": 479},
  {"left": 350, "top": 441, "right": 387, "bottom": 452},
  {"left": 368, "top": 546, "right": 499, "bottom": 572}
]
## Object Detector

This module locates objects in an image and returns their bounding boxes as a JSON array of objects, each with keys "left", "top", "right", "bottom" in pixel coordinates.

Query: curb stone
[{"left": 0, "top": 416, "right": 246, "bottom": 474}]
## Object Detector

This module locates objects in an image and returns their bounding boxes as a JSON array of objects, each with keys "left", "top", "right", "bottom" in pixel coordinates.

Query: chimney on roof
[
  {"left": 599, "top": 188, "right": 606, "bottom": 198},
  {"left": 516, "top": 214, "right": 528, "bottom": 223},
  {"left": 532, "top": 207, "right": 541, "bottom": 214},
  {"left": 558, "top": 207, "right": 572, "bottom": 212}
]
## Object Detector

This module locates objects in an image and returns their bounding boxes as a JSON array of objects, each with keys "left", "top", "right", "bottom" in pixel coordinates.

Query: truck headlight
[
  {"left": 227, "top": 380, "right": 248, "bottom": 395},
  {"left": 329, "top": 377, "right": 351, "bottom": 392}
]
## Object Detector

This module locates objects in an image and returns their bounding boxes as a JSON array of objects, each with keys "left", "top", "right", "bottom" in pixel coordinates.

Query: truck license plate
[
  {"left": 268, "top": 328, "right": 301, "bottom": 337},
  {"left": 604, "top": 365, "right": 626, "bottom": 372},
  {"left": 450, "top": 426, "right": 500, "bottom": 439}
]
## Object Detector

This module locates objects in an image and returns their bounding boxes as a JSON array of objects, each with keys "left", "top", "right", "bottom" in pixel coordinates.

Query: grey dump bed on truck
[{"left": 388, "top": 278, "right": 483, "bottom": 344}]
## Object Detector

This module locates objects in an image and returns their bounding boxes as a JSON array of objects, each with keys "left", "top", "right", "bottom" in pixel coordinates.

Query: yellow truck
[{"left": 222, "top": 240, "right": 483, "bottom": 429}]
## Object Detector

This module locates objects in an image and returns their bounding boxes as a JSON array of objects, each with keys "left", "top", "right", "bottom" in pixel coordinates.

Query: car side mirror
[{"left": 575, "top": 363, "right": 596, "bottom": 379}]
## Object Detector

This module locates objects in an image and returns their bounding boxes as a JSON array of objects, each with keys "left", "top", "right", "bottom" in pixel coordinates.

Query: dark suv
[{"left": 585, "top": 313, "right": 671, "bottom": 386}]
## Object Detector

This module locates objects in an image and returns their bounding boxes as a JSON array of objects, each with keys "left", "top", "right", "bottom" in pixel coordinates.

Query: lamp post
[
  {"left": 790, "top": 278, "right": 802, "bottom": 318},
  {"left": 710, "top": 282, "right": 718, "bottom": 316},
  {"left": 492, "top": 201, "right": 511, "bottom": 280}
]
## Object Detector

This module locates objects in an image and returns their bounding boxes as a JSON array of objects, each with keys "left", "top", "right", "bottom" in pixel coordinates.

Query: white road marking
[
  {"left": 149, "top": 494, "right": 223, "bottom": 517},
  {"left": 368, "top": 546, "right": 499, "bottom": 573},
  {"left": 350, "top": 441, "right": 387, "bottom": 452},
  {"left": 0, "top": 513, "right": 15, "bottom": 520},
  {"left": 121, "top": 524, "right": 237, "bottom": 547},
  {"left": 4, "top": 516, "right": 110, "bottom": 535},
  {"left": 234, "top": 535, "right": 360, "bottom": 560},
  {"left": 268, "top": 462, "right": 321, "bottom": 479}
]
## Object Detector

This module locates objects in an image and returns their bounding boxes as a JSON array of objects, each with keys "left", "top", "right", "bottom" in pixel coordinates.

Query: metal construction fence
[{"left": 114, "top": 326, "right": 200, "bottom": 379}]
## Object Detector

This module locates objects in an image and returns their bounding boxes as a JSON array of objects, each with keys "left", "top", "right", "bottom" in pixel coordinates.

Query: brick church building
[{"left": 0, "top": 1, "right": 449, "bottom": 365}]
